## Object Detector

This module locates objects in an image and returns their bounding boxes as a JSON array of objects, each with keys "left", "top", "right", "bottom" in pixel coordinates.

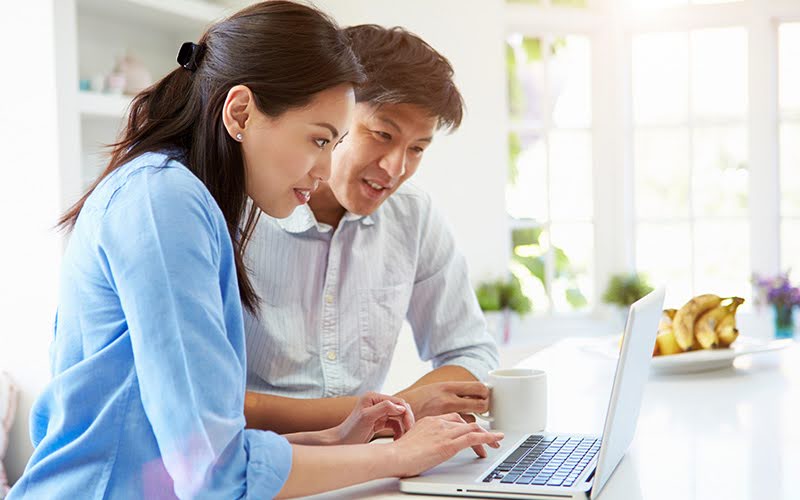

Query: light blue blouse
[{"left": 8, "top": 152, "right": 292, "bottom": 499}]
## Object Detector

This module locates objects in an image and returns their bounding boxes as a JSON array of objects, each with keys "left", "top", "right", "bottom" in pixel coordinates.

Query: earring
[{"left": 235, "top": 133, "right": 243, "bottom": 141}]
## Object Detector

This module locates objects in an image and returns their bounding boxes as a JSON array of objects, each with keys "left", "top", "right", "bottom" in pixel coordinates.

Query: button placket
[{"left": 320, "top": 228, "right": 342, "bottom": 396}]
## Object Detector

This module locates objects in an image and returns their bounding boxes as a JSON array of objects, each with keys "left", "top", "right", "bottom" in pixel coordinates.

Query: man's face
[{"left": 328, "top": 102, "right": 439, "bottom": 216}]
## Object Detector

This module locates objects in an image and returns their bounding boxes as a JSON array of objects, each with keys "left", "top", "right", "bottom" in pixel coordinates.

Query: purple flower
[{"left": 753, "top": 271, "right": 800, "bottom": 308}]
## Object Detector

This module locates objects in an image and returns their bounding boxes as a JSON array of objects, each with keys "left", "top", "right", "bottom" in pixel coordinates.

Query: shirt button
[
  {"left": 325, "top": 294, "right": 334, "bottom": 304},
  {"left": 326, "top": 351, "right": 337, "bottom": 361}
]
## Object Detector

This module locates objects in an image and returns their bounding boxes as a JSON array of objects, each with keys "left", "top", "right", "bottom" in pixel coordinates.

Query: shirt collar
[{"left": 275, "top": 204, "right": 375, "bottom": 234}]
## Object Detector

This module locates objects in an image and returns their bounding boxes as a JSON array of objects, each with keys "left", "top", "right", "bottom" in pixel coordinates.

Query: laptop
[{"left": 401, "top": 287, "right": 665, "bottom": 499}]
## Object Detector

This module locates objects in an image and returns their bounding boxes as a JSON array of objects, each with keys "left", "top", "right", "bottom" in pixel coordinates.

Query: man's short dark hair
[{"left": 343, "top": 24, "right": 465, "bottom": 132}]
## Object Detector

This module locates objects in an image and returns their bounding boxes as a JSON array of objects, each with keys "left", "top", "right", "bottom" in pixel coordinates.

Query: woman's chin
[{"left": 253, "top": 199, "right": 297, "bottom": 220}]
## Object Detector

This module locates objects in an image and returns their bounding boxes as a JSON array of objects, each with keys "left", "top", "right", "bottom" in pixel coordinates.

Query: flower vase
[{"left": 773, "top": 304, "right": 796, "bottom": 340}]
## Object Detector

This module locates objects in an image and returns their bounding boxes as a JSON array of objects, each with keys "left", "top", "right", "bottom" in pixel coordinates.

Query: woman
[{"left": 7, "top": 2, "right": 502, "bottom": 499}]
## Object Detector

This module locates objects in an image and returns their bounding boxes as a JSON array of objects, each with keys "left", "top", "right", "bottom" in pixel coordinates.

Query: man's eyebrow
[
  {"left": 312, "top": 122, "right": 340, "bottom": 139},
  {"left": 377, "top": 116, "right": 433, "bottom": 143}
]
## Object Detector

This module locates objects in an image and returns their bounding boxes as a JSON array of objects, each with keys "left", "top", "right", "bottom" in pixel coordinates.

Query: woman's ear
[{"left": 222, "top": 85, "right": 254, "bottom": 141}]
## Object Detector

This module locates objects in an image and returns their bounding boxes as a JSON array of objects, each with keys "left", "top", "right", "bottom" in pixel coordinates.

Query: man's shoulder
[{"left": 380, "top": 182, "right": 434, "bottom": 221}]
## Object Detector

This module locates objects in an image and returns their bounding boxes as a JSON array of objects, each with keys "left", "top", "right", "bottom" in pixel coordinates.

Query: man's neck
[{"left": 308, "top": 183, "right": 347, "bottom": 229}]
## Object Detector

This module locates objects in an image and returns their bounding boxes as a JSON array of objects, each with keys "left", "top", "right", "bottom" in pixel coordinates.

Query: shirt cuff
[
  {"left": 438, "top": 354, "right": 499, "bottom": 382},
  {"left": 243, "top": 429, "right": 293, "bottom": 498}
]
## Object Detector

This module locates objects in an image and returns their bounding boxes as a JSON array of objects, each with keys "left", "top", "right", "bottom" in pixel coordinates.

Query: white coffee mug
[{"left": 475, "top": 368, "right": 547, "bottom": 433}]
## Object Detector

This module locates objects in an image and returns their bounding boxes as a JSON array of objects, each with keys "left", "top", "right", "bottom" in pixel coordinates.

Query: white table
[{"left": 305, "top": 337, "right": 800, "bottom": 500}]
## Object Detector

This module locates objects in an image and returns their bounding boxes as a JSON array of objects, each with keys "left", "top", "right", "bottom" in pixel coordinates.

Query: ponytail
[{"left": 57, "top": 1, "right": 365, "bottom": 313}]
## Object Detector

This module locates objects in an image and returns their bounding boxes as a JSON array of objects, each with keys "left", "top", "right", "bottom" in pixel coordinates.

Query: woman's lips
[{"left": 293, "top": 188, "right": 311, "bottom": 204}]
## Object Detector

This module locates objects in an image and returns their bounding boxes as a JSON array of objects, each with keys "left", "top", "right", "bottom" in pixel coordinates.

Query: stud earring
[{"left": 236, "top": 133, "right": 243, "bottom": 141}]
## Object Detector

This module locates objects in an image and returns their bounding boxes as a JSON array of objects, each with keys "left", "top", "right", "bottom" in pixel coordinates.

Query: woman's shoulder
[{"left": 89, "top": 151, "right": 215, "bottom": 214}]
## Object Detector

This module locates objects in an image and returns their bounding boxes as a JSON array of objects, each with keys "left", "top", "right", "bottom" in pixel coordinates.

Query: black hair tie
[{"left": 177, "top": 42, "right": 205, "bottom": 72}]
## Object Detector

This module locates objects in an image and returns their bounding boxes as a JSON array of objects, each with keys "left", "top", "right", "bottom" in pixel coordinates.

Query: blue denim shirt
[{"left": 8, "top": 152, "right": 291, "bottom": 499}]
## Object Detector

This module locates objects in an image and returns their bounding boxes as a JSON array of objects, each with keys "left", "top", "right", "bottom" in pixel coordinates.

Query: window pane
[
  {"left": 507, "top": 130, "right": 548, "bottom": 220},
  {"left": 782, "top": 219, "right": 800, "bottom": 282},
  {"left": 549, "top": 130, "right": 593, "bottom": 220},
  {"left": 635, "top": 128, "right": 690, "bottom": 219},
  {"left": 551, "top": 35, "right": 592, "bottom": 128},
  {"left": 691, "top": 28, "right": 748, "bottom": 118},
  {"left": 633, "top": 32, "right": 688, "bottom": 124},
  {"left": 507, "top": 35, "right": 547, "bottom": 126},
  {"left": 780, "top": 23, "right": 800, "bottom": 114},
  {"left": 511, "top": 225, "right": 551, "bottom": 314},
  {"left": 780, "top": 123, "right": 800, "bottom": 217},
  {"left": 508, "top": 35, "right": 590, "bottom": 128},
  {"left": 636, "top": 222, "right": 692, "bottom": 307},
  {"left": 692, "top": 126, "right": 749, "bottom": 217},
  {"left": 694, "top": 219, "right": 750, "bottom": 301},
  {"left": 550, "top": 222, "right": 593, "bottom": 312}
]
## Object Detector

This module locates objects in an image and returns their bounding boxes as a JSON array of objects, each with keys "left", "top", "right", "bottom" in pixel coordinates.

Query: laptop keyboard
[{"left": 483, "top": 435, "right": 600, "bottom": 487}]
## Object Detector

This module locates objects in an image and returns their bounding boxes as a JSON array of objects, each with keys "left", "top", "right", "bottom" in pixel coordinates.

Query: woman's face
[{"left": 229, "top": 83, "right": 355, "bottom": 219}]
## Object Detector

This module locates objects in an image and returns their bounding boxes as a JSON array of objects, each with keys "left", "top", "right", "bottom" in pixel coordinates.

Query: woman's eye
[
  {"left": 373, "top": 130, "right": 391, "bottom": 141},
  {"left": 314, "top": 138, "right": 330, "bottom": 149},
  {"left": 411, "top": 146, "right": 425, "bottom": 155}
]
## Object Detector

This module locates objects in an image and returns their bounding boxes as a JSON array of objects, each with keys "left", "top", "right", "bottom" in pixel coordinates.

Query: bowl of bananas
[{"left": 650, "top": 294, "right": 790, "bottom": 374}]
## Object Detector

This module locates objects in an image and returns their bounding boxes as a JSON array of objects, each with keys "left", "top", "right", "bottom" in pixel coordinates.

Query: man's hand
[
  {"left": 398, "top": 381, "right": 490, "bottom": 420},
  {"left": 330, "top": 392, "right": 415, "bottom": 445}
]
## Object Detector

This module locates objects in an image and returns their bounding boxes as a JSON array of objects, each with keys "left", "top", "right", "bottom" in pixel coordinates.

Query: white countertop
[{"left": 304, "top": 336, "right": 800, "bottom": 500}]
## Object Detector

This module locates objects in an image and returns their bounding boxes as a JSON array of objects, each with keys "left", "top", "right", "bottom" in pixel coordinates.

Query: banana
[
  {"left": 672, "top": 294, "right": 722, "bottom": 351},
  {"left": 717, "top": 297, "right": 745, "bottom": 347},
  {"left": 653, "top": 309, "right": 678, "bottom": 356},
  {"left": 694, "top": 304, "right": 728, "bottom": 349},
  {"left": 655, "top": 327, "right": 683, "bottom": 356}
]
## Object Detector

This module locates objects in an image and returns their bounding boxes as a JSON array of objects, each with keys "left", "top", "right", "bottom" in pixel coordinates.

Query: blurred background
[{"left": 0, "top": 0, "right": 798, "bottom": 486}]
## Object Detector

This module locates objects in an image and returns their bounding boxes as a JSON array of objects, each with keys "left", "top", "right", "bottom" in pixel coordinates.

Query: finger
[
  {"left": 451, "top": 396, "right": 490, "bottom": 414},
  {"left": 363, "top": 391, "right": 406, "bottom": 407},
  {"left": 448, "top": 381, "right": 491, "bottom": 399},
  {"left": 401, "top": 402, "right": 415, "bottom": 431},
  {"left": 363, "top": 399, "right": 407, "bottom": 423},
  {"left": 459, "top": 413, "right": 476, "bottom": 423},
  {"left": 452, "top": 431, "right": 505, "bottom": 458},
  {"left": 441, "top": 412, "right": 466, "bottom": 423},
  {"left": 384, "top": 417, "right": 405, "bottom": 440}
]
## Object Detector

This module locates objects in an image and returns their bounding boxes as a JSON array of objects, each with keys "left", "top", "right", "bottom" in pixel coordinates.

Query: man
[{"left": 243, "top": 24, "right": 499, "bottom": 434}]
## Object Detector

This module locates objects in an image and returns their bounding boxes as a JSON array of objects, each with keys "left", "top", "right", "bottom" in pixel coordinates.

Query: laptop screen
[{"left": 591, "top": 287, "right": 665, "bottom": 499}]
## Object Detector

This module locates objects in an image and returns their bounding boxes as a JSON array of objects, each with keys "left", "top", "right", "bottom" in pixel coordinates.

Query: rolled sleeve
[
  {"left": 243, "top": 430, "right": 293, "bottom": 499},
  {"left": 406, "top": 202, "right": 499, "bottom": 381}
]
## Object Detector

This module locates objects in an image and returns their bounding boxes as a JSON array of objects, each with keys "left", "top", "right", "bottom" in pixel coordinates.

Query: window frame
[{"left": 503, "top": 0, "right": 800, "bottom": 327}]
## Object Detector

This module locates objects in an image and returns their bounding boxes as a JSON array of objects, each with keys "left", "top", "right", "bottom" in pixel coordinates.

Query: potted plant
[
  {"left": 753, "top": 272, "right": 800, "bottom": 339},
  {"left": 475, "top": 276, "right": 532, "bottom": 344},
  {"left": 602, "top": 273, "right": 654, "bottom": 324}
]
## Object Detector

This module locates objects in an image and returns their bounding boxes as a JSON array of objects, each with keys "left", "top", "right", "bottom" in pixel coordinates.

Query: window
[
  {"left": 505, "top": 1, "right": 800, "bottom": 318},
  {"left": 780, "top": 22, "right": 800, "bottom": 281},
  {"left": 506, "top": 32, "right": 594, "bottom": 314},
  {"left": 632, "top": 27, "right": 750, "bottom": 306}
]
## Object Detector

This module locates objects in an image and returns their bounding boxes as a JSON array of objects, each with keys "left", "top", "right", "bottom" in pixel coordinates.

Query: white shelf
[
  {"left": 78, "top": 92, "right": 132, "bottom": 118},
  {"left": 77, "top": 0, "right": 228, "bottom": 34}
]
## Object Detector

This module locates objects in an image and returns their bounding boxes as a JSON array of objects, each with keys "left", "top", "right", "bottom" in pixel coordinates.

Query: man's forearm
[
  {"left": 244, "top": 391, "right": 358, "bottom": 434},
  {"left": 396, "top": 364, "right": 478, "bottom": 396}
]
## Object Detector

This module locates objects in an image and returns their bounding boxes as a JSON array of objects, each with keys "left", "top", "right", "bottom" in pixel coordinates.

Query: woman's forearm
[
  {"left": 276, "top": 442, "right": 397, "bottom": 498},
  {"left": 244, "top": 391, "right": 358, "bottom": 433}
]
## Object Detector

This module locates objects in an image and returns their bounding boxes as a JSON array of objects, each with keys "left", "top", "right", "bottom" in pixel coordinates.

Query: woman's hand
[
  {"left": 387, "top": 413, "right": 504, "bottom": 478},
  {"left": 330, "top": 392, "right": 415, "bottom": 445}
]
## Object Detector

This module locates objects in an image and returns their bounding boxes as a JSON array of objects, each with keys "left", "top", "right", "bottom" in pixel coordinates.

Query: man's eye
[
  {"left": 373, "top": 130, "right": 391, "bottom": 141},
  {"left": 314, "top": 138, "right": 330, "bottom": 149}
]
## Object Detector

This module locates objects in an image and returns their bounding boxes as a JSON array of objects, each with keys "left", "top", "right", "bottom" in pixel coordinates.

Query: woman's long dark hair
[{"left": 59, "top": 1, "right": 365, "bottom": 313}]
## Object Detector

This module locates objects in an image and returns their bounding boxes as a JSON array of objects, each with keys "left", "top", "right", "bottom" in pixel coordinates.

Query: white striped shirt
[{"left": 243, "top": 182, "right": 499, "bottom": 398}]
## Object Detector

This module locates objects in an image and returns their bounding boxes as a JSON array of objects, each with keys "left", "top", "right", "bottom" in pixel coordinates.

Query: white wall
[
  {"left": 0, "top": 0, "right": 72, "bottom": 482},
  {"left": 315, "top": 0, "right": 510, "bottom": 283}
]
